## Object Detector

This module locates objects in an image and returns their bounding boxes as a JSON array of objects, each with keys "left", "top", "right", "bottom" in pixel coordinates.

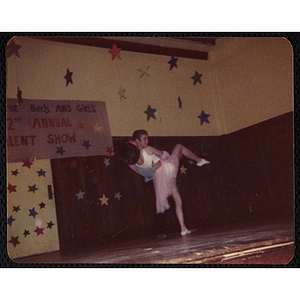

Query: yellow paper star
[
  {"left": 180, "top": 165, "right": 187, "bottom": 174},
  {"left": 138, "top": 63, "right": 150, "bottom": 78},
  {"left": 118, "top": 87, "right": 126, "bottom": 101},
  {"left": 93, "top": 123, "right": 103, "bottom": 133},
  {"left": 99, "top": 194, "right": 109, "bottom": 206}
]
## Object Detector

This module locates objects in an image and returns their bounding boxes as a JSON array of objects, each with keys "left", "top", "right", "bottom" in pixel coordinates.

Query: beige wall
[
  {"left": 6, "top": 36, "right": 222, "bottom": 137},
  {"left": 7, "top": 37, "right": 293, "bottom": 138},
  {"left": 210, "top": 37, "right": 293, "bottom": 134}
]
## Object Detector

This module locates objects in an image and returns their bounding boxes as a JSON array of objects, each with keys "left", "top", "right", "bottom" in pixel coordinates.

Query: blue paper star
[
  {"left": 136, "top": 190, "right": 142, "bottom": 196},
  {"left": 56, "top": 146, "right": 66, "bottom": 156},
  {"left": 114, "top": 192, "right": 123, "bottom": 200},
  {"left": 29, "top": 207, "right": 38, "bottom": 218},
  {"left": 198, "top": 110, "right": 210, "bottom": 125},
  {"left": 92, "top": 176, "right": 98, "bottom": 184},
  {"left": 103, "top": 158, "right": 110, "bottom": 167},
  {"left": 7, "top": 215, "right": 16, "bottom": 226},
  {"left": 28, "top": 184, "right": 38, "bottom": 193},
  {"left": 191, "top": 71, "right": 202, "bottom": 85},
  {"left": 144, "top": 105, "right": 156, "bottom": 121},
  {"left": 82, "top": 140, "right": 92, "bottom": 149},
  {"left": 168, "top": 55, "right": 178, "bottom": 70},
  {"left": 64, "top": 68, "right": 73, "bottom": 87},
  {"left": 76, "top": 190, "right": 85, "bottom": 200},
  {"left": 37, "top": 169, "right": 46, "bottom": 177}
]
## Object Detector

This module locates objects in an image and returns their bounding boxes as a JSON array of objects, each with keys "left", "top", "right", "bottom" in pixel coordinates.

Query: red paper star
[
  {"left": 70, "top": 160, "right": 78, "bottom": 168},
  {"left": 7, "top": 39, "right": 21, "bottom": 58},
  {"left": 108, "top": 44, "right": 121, "bottom": 60},
  {"left": 9, "top": 236, "right": 20, "bottom": 247},
  {"left": 47, "top": 221, "right": 55, "bottom": 229},
  {"left": 11, "top": 169, "right": 19, "bottom": 176},
  {"left": 34, "top": 226, "right": 44, "bottom": 236},
  {"left": 39, "top": 202, "right": 46, "bottom": 209},
  {"left": 13, "top": 205, "right": 21, "bottom": 212},
  {"left": 106, "top": 146, "right": 114, "bottom": 156},
  {"left": 7, "top": 183, "right": 17, "bottom": 193},
  {"left": 23, "top": 230, "right": 30, "bottom": 237},
  {"left": 22, "top": 159, "right": 33, "bottom": 169}
]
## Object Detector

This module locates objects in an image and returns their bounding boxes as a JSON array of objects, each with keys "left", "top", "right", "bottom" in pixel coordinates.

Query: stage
[{"left": 14, "top": 222, "right": 294, "bottom": 265}]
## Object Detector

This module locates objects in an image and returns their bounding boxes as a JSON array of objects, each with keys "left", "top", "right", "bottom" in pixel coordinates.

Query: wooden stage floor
[{"left": 14, "top": 222, "right": 294, "bottom": 265}]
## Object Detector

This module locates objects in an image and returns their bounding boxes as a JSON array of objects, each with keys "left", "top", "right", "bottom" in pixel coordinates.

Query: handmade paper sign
[{"left": 7, "top": 99, "right": 114, "bottom": 162}]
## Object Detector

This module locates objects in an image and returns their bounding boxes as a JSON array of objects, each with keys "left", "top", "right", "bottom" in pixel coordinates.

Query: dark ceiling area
[{"left": 34, "top": 36, "right": 225, "bottom": 60}]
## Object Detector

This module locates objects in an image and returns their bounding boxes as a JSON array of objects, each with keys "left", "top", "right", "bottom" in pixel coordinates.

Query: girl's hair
[
  {"left": 120, "top": 142, "right": 140, "bottom": 165},
  {"left": 132, "top": 129, "right": 148, "bottom": 141}
]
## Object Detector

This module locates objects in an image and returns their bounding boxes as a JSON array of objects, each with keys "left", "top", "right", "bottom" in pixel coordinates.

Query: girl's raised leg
[{"left": 171, "top": 144, "right": 210, "bottom": 166}]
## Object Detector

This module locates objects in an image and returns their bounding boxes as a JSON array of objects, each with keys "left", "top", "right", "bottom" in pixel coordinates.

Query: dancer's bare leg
[
  {"left": 171, "top": 186, "right": 191, "bottom": 235},
  {"left": 171, "top": 144, "right": 203, "bottom": 164}
]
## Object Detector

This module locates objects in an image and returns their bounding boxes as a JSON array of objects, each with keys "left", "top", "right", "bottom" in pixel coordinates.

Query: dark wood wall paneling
[{"left": 51, "top": 112, "right": 294, "bottom": 252}]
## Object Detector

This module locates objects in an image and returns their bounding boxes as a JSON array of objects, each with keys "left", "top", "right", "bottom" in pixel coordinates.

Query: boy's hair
[
  {"left": 132, "top": 129, "right": 148, "bottom": 141},
  {"left": 120, "top": 142, "right": 140, "bottom": 165}
]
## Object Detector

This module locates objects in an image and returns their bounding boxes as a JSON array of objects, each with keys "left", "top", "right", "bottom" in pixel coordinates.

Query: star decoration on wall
[
  {"left": 99, "top": 194, "right": 109, "bottom": 206},
  {"left": 7, "top": 215, "right": 16, "bottom": 226},
  {"left": 7, "top": 39, "right": 21, "bottom": 58},
  {"left": 22, "top": 159, "right": 33, "bottom": 169},
  {"left": 106, "top": 146, "right": 114, "bottom": 155},
  {"left": 34, "top": 226, "right": 44, "bottom": 236},
  {"left": 47, "top": 221, "right": 55, "bottom": 229},
  {"left": 37, "top": 169, "right": 46, "bottom": 177},
  {"left": 103, "top": 158, "right": 110, "bottom": 167},
  {"left": 17, "top": 86, "right": 23, "bottom": 105},
  {"left": 28, "top": 184, "right": 38, "bottom": 193},
  {"left": 64, "top": 68, "right": 73, "bottom": 87},
  {"left": 29, "top": 207, "right": 38, "bottom": 218},
  {"left": 7, "top": 183, "right": 17, "bottom": 194},
  {"left": 180, "top": 165, "right": 188, "bottom": 174},
  {"left": 76, "top": 190, "right": 85, "bottom": 200},
  {"left": 93, "top": 123, "right": 103, "bottom": 133},
  {"left": 23, "top": 230, "right": 30, "bottom": 237},
  {"left": 144, "top": 105, "right": 157, "bottom": 121},
  {"left": 13, "top": 205, "right": 21, "bottom": 213},
  {"left": 118, "top": 87, "right": 127, "bottom": 101},
  {"left": 108, "top": 44, "right": 122, "bottom": 60},
  {"left": 138, "top": 63, "right": 150, "bottom": 78},
  {"left": 56, "top": 146, "right": 66, "bottom": 155},
  {"left": 178, "top": 96, "right": 183, "bottom": 109},
  {"left": 9, "top": 236, "right": 20, "bottom": 247},
  {"left": 198, "top": 110, "right": 210, "bottom": 125},
  {"left": 136, "top": 190, "right": 142, "bottom": 196},
  {"left": 168, "top": 55, "right": 178, "bottom": 70},
  {"left": 191, "top": 71, "right": 203, "bottom": 85},
  {"left": 11, "top": 169, "right": 19, "bottom": 176},
  {"left": 92, "top": 176, "right": 98, "bottom": 185},
  {"left": 70, "top": 160, "right": 78, "bottom": 168},
  {"left": 82, "top": 140, "right": 92, "bottom": 150},
  {"left": 39, "top": 202, "right": 46, "bottom": 209},
  {"left": 114, "top": 192, "right": 123, "bottom": 200}
]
